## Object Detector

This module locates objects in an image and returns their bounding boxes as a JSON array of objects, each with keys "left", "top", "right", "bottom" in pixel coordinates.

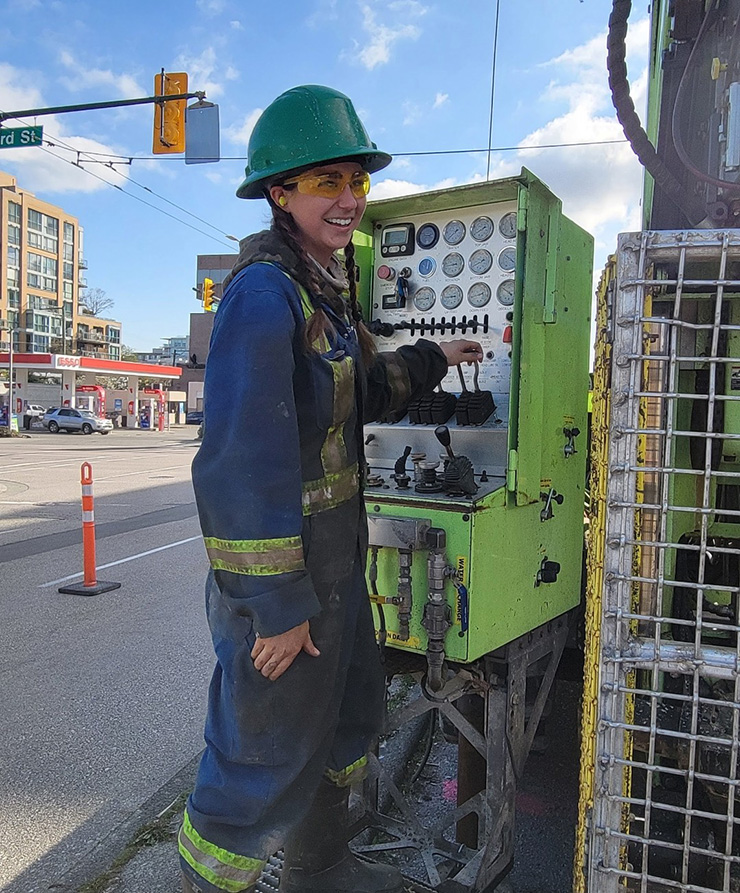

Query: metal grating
[{"left": 588, "top": 230, "right": 740, "bottom": 893}]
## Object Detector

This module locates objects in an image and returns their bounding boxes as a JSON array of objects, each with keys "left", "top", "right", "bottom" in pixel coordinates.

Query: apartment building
[{"left": 0, "top": 171, "right": 122, "bottom": 359}]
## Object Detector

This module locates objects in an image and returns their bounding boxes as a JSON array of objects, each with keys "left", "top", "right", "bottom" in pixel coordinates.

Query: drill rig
[{"left": 580, "top": 2, "right": 740, "bottom": 891}]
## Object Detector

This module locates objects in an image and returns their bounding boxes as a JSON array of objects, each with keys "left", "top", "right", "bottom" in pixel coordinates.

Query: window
[
  {"left": 7, "top": 246, "right": 19, "bottom": 268},
  {"left": 109, "top": 346, "right": 120, "bottom": 360},
  {"left": 32, "top": 334, "right": 50, "bottom": 352},
  {"left": 27, "top": 252, "right": 57, "bottom": 292},
  {"left": 44, "top": 217, "right": 58, "bottom": 236},
  {"left": 7, "top": 268, "right": 18, "bottom": 286},
  {"left": 8, "top": 202, "right": 20, "bottom": 224},
  {"left": 7, "top": 309, "right": 18, "bottom": 328},
  {"left": 63, "top": 281, "right": 73, "bottom": 300},
  {"left": 63, "top": 262, "right": 73, "bottom": 281},
  {"left": 27, "top": 208, "right": 42, "bottom": 231},
  {"left": 63, "top": 242, "right": 74, "bottom": 261},
  {"left": 27, "top": 231, "right": 42, "bottom": 249},
  {"left": 7, "top": 224, "right": 19, "bottom": 246},
  {"left": 107, "top": 327, "right": 121, "bottom": 343},
  {"left": 64, "top": 222, "right": 74, "bottom": 243},
  {"left": 43, "top": 235, "right": 58, "bottom": 253},
  {"left": 7, "top": 288, "right": 19, "bottom": 308}
]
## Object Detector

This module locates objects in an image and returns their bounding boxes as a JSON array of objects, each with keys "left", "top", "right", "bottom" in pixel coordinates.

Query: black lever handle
[
  {"left": 434, "top": 425, "right": 455, "bottom": 460},
  {"left": 394, "top": 445, "right": 412, "bottom": 476}
]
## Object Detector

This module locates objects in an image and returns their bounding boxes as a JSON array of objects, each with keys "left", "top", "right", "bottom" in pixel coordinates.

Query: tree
[
  {"left": 79, "top": 286, "right": 115, "bottom": 317},
  {"left": 120, "top": 344, "right": 139, "bottom": 361}
]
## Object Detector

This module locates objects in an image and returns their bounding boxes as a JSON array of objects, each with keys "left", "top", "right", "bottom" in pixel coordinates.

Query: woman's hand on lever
[
  {"left": 251, "top": 621, "right": 320, "bottom": 681},
  {"left": 438, "top": 340, "right": 484, "bottom": 367}
]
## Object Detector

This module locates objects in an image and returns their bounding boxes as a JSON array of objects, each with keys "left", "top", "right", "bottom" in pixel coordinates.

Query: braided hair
[{"left": 269, "top": 195, "right": 377, "bottom": 366}]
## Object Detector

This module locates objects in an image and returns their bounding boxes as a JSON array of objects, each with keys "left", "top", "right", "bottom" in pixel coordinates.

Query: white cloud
[
  {"left": 225, "top": 107, "right": 263, "bottom": 147},
  {"left": 58, "top": 51, "right": 144, "bottom": 98},
  {"left": 175, "top": 46, "right": 228, "bottom": 98},
  {"left": 402, "top": 101, "right": 421, "bottom": 126},
  {"left": 0, "top": 62, "right": 145, "bottom": 195},
  {"left": 433, "top": 92, "right": 449, "bottom": 109},
  {"left": 352, "top": 2, "right": 426, "bottom": 70},
  {"left": 230, "top": 20, "right": 243, "bottom": 30},
  {"left": 196, "top": 0, "right": 227, "bottom": 13}
]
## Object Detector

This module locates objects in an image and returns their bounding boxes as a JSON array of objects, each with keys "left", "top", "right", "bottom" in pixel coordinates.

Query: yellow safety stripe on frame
[
  {"left": 302, "top": 463, "right": 359, "bottom": 516},
  {"left": 204, "top": 535, "right": 304, "bottom": 576},
  {"left": 324, "top": 755, "right": 368, "bottom": 787},
  {"left": 178, "top": 809, "right": 265, "bottom": 892},
  {"left": 320, "top": 354, "right": 355, "bottom": 475}
]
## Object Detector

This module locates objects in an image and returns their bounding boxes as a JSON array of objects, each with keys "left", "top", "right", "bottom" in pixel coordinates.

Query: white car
[
  {"left": 43, "top": 407, "right": 113, "bottom": 435},
  {"left": 25, "top": 404, "right": 46, "bottom": 418}
]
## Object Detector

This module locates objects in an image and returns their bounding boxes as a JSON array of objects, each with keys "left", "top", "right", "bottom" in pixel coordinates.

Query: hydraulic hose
[{"left": 607, "top": 0, "right": 708, "bottom": 225}]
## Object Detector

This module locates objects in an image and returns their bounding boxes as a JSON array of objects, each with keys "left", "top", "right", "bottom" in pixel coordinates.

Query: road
[{"left": 0, "top": 427, "right": 214, "bottom": 893}]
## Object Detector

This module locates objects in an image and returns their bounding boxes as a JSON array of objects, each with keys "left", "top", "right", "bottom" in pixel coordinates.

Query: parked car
[
  {"left": 43, "top": 407, "right": 113, "bottom": 435},
  {"left": 25, "top": 404, "right": 46, "bottom": 418},
  {"left": 186, "top": 410, "right": 204, "bottom": 425}
]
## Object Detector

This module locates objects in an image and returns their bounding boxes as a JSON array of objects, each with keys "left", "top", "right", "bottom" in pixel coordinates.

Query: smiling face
[{"left": 269, "top": 161, "right": 367, "bottom": 267}]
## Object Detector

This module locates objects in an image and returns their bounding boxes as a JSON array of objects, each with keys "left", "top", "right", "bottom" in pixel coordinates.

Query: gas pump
[
  {"left": 75, "top": 384, "right": 106, "bottom": 417},
  {"left": 351, "top": 171, "right": 593, "bottom": 891}
]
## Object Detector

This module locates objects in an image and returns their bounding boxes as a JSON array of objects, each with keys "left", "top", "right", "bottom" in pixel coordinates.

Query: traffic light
[
  {"left": 153, "top": 71, "right": 188, "bottom": 154},
  {"left": 203, "top": 278, "right": 215, "bottom": 312}
]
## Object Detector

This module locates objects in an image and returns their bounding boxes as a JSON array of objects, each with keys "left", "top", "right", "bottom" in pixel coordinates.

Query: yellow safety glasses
[{"left": 281, "top": 169, "right": 371, "bottom": 199}]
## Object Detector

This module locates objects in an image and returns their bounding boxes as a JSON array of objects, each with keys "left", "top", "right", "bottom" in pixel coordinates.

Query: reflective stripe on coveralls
[
  {"left": 179, "top": 808, "right": 265, "bottom": 892},
  {"left": 301, "top": 463, "right": 359, "bottom": 515},
  {"left": 204, "top": 535, "right": 305, "bottom": 575},
  {"left": 323, "top": 753, "right": 368, "bottom": 787}
]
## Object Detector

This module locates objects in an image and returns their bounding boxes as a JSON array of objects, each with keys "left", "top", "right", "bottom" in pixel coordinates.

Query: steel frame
[
  {"left": 349, "top": 615, "right": 570, "bottom": 892},
  {"left": 588, "top": 230, "right": 740, "bottom": 893}
]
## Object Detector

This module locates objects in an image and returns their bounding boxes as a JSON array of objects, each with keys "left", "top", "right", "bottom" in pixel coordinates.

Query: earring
[{"left": 278, "top": 196, "right": 287, "bottom": 207}]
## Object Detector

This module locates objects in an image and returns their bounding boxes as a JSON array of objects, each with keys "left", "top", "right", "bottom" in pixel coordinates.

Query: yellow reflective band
[
  {"left": 320, "top": 354, "right": 354, "bottom": 475},
  {"left": 302, "top": 463, "right": 359, "bottom": 516},
  {"left": 178, "top": 809, "right": 265, "bottom": 891},
  {"left": 204, "top": 535, "right": 304, "bottom": 576},
  {"left": 324, "top": 755, "right": 369, "bottom": 787}
]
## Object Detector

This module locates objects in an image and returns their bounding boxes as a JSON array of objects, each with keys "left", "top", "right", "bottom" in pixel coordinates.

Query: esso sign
[{"left": 55, "top": 356, "right": 81, "bottom": 369}]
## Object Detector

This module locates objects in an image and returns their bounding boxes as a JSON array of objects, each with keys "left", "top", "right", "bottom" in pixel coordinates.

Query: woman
[{"left": 180, "top": 85, "right": 483, "bottom": 893}]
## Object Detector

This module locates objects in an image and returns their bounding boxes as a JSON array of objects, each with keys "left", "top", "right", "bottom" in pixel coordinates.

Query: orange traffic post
[{"left": 59, "top": 462, "right": 121, "bottom": 596}]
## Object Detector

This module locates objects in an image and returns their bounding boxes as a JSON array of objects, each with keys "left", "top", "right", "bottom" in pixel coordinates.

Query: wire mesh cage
[{"left": 587, "top": 230, "right": 740, "bottom": 893}]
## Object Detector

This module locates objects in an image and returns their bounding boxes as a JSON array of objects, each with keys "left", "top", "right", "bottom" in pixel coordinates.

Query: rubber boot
[
  {"left": 279, "top": 779, "right": 404, "bottom": 893},
  {"left": 180, "top": 866, "right": 255, "bottom": 893}
]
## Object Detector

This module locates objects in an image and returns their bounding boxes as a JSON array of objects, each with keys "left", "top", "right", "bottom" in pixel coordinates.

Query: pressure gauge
[
  {"left": 498, "top": 246, "right": 517, "bottom": 272},
  {"left": 499, "top": 212, "right": 517, "bottom": 239},
  {"left": 468, "top": 282, "right": 491, "bottom": 308},
  {"left": 416, "top": 222, "right": 440, "bottom": 250},
  {"left": 442, "top": 252, "right": 464, "bottom": 277},
  {"left": 413, "top": 286, "right": 436, "bottom": 311},
  {"left": 418, "top": 257, "right": 436, "bottom": 278},
  {"left": 441, "top": 284, "right": 463, "bottom": 310},
  {"left": 443, "top": 220, "right": 466, "bottom": 245},
  {"left": 471, "top": 216, "right": 494, "bottom": 242},
  {"left": 469, "top": 249, "right": 493, "bottom": 275},
  {"left": 496, "top": 279, "right": 515, "bottom": 306}
]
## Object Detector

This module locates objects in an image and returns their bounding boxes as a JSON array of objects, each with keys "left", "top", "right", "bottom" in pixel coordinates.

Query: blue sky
[{"left": 0, "top": 0, "right": 649, "bottom": 350}]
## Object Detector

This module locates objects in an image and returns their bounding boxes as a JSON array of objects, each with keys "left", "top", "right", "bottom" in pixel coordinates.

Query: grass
[{"left": 75, "top": 793, "right": 187, "bottom": 893}]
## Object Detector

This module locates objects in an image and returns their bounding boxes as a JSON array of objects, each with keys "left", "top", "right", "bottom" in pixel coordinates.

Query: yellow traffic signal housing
[
  {"left": 203, "top": 277, "right": 215, "bottom": 312},
  {"left": 153, "top": 72, "right": 188, "bottom": 154}
]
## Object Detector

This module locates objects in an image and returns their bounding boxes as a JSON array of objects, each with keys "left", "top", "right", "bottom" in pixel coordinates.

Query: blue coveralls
[{"left": 179, "top": 253, "right": 447, "bottom": 891}]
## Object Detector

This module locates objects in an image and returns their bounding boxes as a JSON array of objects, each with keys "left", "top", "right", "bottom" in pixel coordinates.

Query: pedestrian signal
[{"left": 153, "top": 72, "right": 188, "bottom": 154}]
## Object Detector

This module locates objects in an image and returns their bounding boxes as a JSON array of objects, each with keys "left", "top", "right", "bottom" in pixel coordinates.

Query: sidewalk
[{"left": 44, "top": 678, "right": 580, "bottom": 893}]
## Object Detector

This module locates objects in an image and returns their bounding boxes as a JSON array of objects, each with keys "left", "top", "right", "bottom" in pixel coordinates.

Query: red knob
[
  {"left": 502, "top": 325, "right": 513, "bottom": 344},
  {"left": 377, "top": 265, "right": 395, "bottom": 281}
]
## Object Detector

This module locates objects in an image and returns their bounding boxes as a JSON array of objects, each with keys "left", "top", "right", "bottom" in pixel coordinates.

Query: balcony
[{"left": 78, "top": 258, "right": 88, "bottom": 270}]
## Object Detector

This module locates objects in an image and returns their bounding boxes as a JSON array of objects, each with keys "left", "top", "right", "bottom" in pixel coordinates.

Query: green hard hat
[{"left": 236, "top": 85, "right": 392, "bottom": 199}]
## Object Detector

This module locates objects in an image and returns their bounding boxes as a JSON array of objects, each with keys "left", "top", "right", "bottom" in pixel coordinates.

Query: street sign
[{"left": 0, "top": 126, "right": 43, "bottom": 149}]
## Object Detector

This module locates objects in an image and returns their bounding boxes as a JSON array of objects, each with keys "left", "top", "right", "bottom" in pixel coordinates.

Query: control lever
[
  {"left": 392, "top": 445, "right": 412, "bottom": 489},
  {"left": 540, "top": 487, "right": 564, "bottom": 521},
  {"left": 563, "top": 426, "right": 581, "bottom": 458},
  {"left": 434, "top": 426, "right": 477, "bottom": 495}
]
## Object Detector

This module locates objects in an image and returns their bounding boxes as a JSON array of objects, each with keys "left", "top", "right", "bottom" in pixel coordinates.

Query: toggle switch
[{"left": 502, "top": 325, "right": 512, "bottom": 344}]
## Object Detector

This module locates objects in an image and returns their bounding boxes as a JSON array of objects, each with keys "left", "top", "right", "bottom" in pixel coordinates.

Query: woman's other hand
[
  {"left": 251, "top": 621, "right": 320, "bottom": 681},
  {"left": 438, "top": 340, "right": 484, "bottom": 367}
]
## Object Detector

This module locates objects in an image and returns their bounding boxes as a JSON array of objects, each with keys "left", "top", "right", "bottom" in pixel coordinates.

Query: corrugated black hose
[{"left": 607, "top": 0, "right": 708, "bottom": 224}]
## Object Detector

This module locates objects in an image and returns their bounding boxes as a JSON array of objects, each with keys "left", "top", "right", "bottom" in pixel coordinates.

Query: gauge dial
[
  {"left": 469, "top": 248, "right": 493, "bottom": 275},
  {"left": 498, "top": 246, "right": 517, "bottom": 272},
  {"left": 416, "top": 222, "right": 440, "bottom": 250},
  {"left": 468, "top": 282, "right": 491, "bottom": 308},
  {"left": 499, "top": 212, "right": 517, "bottom": 239},
  {"left": 441, "top": 284, "right": 463, "bottom": 310},
  {"left": 443, "top": 220, "right": 466, "bottom": 245},
  {"left": 418, "top": 257, "right": 436, "bottom": 278},
  {"left": 413, "top": 286, "right": 436, "bottom": 311},
  {"left": 496, "top": 279, "right": 515, "bottom": 306},
  {"left": 442, "top": 252, "right": 464, "bottom": 277},
  {"left": 471, "top": 216, "right": 494, "bottom": 242}
]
